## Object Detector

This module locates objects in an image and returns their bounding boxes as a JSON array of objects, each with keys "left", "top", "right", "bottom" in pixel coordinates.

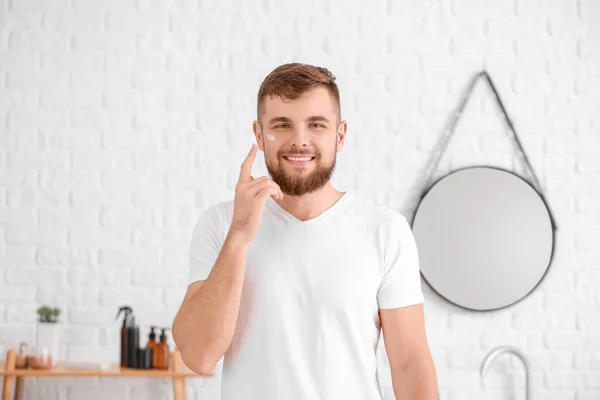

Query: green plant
[{"left": 37, "top": 306, "right": 61, "bottom": 323}]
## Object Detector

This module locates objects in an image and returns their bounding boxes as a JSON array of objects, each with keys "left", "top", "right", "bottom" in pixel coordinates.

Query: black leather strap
[{"left": 420, "top": 70, "right": 557, "bottom": 230}]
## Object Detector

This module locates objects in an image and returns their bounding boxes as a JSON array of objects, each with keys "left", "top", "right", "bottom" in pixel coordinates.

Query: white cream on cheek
[{"left": 266, "top": 134, "right": 275, "bottom": 142}]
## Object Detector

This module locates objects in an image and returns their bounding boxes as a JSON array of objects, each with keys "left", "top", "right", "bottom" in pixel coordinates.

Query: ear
[
  {"left": 252, "top": 120, "right": 264, "bottom": 151},
  {"left": 336, "top": 120, "right": 347, "bottom": 152}
]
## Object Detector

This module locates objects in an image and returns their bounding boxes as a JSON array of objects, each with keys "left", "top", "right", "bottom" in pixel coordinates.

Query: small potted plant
[
  {"left": 37, "top": 306, "right": 61, "bottom": 323},
  {"left": 33, "top": 305, "right": 62, "bottom": 369}
]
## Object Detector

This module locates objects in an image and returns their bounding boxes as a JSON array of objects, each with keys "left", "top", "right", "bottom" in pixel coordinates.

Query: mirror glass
[{"left": 412, "top": 166, "right": 554, "bottom": 311}]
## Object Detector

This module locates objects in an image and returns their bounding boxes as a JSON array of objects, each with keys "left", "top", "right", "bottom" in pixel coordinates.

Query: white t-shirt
[{"left": 188, "top": 191, "right": 424, "bottom": 400}]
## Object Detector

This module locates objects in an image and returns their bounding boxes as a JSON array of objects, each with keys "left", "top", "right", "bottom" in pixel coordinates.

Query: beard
[{"left": 266, "top": 148, "right": 336, "bottom": 197}]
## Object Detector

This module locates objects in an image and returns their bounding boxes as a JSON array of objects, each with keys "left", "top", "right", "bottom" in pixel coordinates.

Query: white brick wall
[{"left": 1, "top": 0, "right": 599, "bottom": 399}]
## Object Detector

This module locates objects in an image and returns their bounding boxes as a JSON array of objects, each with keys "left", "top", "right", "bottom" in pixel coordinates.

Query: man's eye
[
  {"left": 274, "top": 124, "right": 288, "bottom": 129},
  {"left": 310, "top": 123, "right": 325, "bottom": 128}
]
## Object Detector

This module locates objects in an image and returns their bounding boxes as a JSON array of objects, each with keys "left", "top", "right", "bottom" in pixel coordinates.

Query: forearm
[
  {"left": 173, "top": 231, "right": 249, "bottom": 373},
  {"left": 391, "top": 356, "right": 439, "bottom": 400}
]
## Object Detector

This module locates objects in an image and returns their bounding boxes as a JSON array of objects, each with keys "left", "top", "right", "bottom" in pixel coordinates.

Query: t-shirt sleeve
[
  {"left": 188, "top": 204, "right": 225, "bottom": 284},
  {"left": 377, "top": 213, "right": 425, "bottom": 309}
]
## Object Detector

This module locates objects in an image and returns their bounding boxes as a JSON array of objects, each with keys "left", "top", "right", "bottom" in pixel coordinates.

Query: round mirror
[{"left": 412, "top": 166, "right": 555, "bottom": 311}]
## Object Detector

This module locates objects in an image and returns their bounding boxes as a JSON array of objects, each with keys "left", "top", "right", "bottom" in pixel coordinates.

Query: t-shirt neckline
[{"left": 266, "top": 191, "right": 351, "bottom": 226}]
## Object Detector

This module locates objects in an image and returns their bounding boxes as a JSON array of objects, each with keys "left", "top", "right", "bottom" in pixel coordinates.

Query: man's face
[{"left": 253, "top": 87, "right": 347, "bottom": 197}]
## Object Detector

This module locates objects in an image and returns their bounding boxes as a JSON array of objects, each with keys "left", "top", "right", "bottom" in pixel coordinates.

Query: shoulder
[
  {"left": 346, "top": 193, "right": 409, "bottom": 229},
  {"left": 200, "top": 199, "right": 234, "bottom": 218},
  {"left": 193, "top": 199, "right": 235, "bottom": 233},
  {"left": 209, "top": 199, "right": 235, "bottom": 220}
]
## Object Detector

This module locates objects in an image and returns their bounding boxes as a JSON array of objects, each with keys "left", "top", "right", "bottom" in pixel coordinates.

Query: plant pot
[{"left": 36, "top": 323, "right": 59, "bottom": 368}]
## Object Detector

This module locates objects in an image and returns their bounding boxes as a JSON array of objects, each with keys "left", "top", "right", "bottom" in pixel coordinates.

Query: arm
[
  {"left": 380, "top": 303, "right": 439, "bottom": 400},
  {"left": 172, "top": 230, "right": 249, "bottom": 375},
  {"left": 172, "top": 144, "right": 283, "bottom": 375}
]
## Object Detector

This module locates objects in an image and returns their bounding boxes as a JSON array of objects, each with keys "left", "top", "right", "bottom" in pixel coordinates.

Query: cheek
[{"left": 264, "top": 143, "right": 281, "bottom": 164}]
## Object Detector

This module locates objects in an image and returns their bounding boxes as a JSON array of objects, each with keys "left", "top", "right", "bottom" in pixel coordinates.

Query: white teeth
[{"left": 285, "top": 156, "right": 312, "bottom": 162}]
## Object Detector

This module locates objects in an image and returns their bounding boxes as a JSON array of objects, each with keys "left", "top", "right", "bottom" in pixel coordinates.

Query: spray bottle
[{"left": 115, "top": 306, "right": 132, "bottom": 368}]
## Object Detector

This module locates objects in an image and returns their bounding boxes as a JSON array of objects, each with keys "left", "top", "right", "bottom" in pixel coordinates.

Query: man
[{"left": 172, "top": 63, "right": 439, "bottom": 399}]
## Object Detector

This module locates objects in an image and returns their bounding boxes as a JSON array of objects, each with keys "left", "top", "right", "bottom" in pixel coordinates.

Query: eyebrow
[{"left": 268, "top": 116, "right": 331, "bottom": 125}]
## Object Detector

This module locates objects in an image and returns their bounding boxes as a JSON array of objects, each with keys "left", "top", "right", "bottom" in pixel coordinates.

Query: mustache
[{"left": 278, "top": 149, "right": 319, "bottom": 156}]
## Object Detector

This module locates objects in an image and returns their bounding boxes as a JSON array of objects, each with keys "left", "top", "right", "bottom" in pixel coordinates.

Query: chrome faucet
[{"left": 481, "top": 346, "right": 530, "bottom": 400}]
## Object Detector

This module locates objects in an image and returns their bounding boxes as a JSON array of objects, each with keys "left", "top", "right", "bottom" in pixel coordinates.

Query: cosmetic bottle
[
  {"left": 145, "top": 326, "right": 158, "bottom": 368},
  {"left": 137, "top": 348, "right": 153, "bottom": 369},
  {"left": 126, "top": 314, "right": 139, "bottom": 368},
  {"left": 115, "top": 306, "right": 132, "bottom": 368},
  {"left": 155, "top": 328, "right": 170, "bottom": 370}
]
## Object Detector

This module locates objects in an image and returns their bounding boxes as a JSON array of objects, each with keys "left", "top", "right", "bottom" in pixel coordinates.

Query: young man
[{"left": 172, "top": 63, "right": 439, "bottom": 399}]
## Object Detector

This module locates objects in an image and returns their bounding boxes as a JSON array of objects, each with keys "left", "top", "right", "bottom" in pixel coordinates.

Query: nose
[{"left": 290, "top": 127, "right": 310, "bottom": 148}]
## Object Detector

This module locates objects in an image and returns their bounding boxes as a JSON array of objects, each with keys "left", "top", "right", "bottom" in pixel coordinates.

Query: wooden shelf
[
  {"left": 1, "top": 349, "right": 213, "bottom": 400},
  {"left": 0, "top": 364, "right": 206, "bottom": 378}
]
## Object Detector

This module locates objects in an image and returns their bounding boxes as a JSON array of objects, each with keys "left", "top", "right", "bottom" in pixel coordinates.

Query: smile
[
  {"left": 284, "top": 156, "right": 314, "bottom": 161},
  {"left": 282, "top": 155, "right": 315, "bottom": 165}
]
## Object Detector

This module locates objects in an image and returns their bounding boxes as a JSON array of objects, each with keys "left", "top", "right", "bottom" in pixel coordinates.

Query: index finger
[{"left": 239, "top": 144, "right": 258, "bottom": 182}]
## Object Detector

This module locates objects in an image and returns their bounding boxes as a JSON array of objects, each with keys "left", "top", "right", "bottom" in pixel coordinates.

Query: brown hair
[{"left": 256, "top": 63, "right": 341, "bottom": 126}]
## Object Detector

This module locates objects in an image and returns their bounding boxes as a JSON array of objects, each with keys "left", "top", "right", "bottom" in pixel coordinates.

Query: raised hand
[{"left": 230, "top": 144, "right": 283, "bottom": 243}]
